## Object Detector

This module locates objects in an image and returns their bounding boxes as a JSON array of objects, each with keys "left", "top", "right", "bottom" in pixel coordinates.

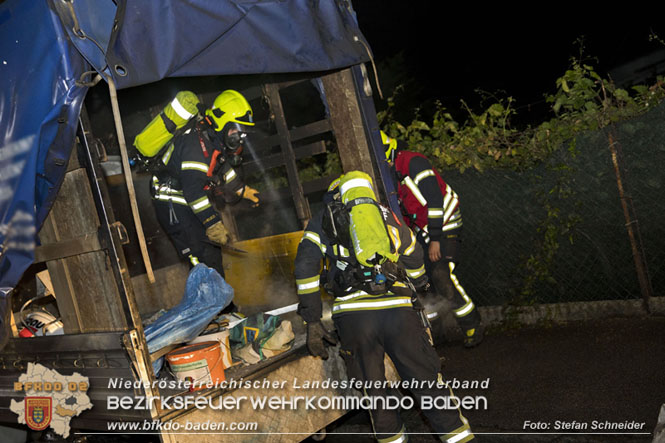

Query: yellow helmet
[
  {"left": 205, "top": 90, "right": 254, "bottom": 133},
  {"left": 381, "top": 130, "right": 397, "bottom": 162},
  {"left": 327, "top": 177, "right": 341, "bottom": 193}
]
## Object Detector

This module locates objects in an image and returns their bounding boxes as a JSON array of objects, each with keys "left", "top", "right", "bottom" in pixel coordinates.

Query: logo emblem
[{"left": 25, "top": 397, "right": 52, "bottom": 431}]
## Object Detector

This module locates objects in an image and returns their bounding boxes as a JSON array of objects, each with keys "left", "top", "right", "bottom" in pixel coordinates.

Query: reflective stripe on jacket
[
  {"left": 151, "top": 127, "right": 242, "bottom": 228},
  {"left": 395, "top": 150, "right": 462, "bottom": 242},
  {"left": 294, "top": 201, "right": 427, "bottom": 322}
]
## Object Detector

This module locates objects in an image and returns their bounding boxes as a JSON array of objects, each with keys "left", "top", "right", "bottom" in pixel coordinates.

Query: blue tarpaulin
[
  {"left": 0, "top": 1, "right": 90, "bottom": 347},
  {"left": 0, "top": 0, "right": 370, "bottom": 347},
  {"left": 106, "top": 1, "right": 370, "bottom": 89},
  {"left": 144, "top": 264, "right": 233, "bottom": 355}
]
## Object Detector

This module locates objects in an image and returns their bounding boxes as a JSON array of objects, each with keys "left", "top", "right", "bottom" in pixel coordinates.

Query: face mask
[
  {"left": 224, "top": 130, "right": 243, "bottom": 150},
  {"left": 223, "top": 122, "right": 251, "bottom": 166}
]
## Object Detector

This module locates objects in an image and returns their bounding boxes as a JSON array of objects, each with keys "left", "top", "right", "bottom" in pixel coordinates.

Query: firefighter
[
  {"left": 295, "top": 171, "right": 474, "bottom": 443},
  {"left": 382, "top": 131, "right": 483, "bottom": 348},
  {"left": 151, "top": 90, "right": 259, "bottom": 284}
]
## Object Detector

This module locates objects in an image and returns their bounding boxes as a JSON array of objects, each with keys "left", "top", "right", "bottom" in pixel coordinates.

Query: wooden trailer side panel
[
  {"left": 39, "top": 166, "right": 129, "bottom": 333},
  {"left": 321, "top": 68, "right": 379, "bottom": 185}
]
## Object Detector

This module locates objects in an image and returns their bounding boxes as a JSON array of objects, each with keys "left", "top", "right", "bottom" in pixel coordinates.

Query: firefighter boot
[{"left": 463, "top": 325, "right": 484, "bottom": 348}]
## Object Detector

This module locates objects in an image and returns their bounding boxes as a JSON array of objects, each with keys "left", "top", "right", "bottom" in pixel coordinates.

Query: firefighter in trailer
[
  {"left": 381, "top": 131, "right": 483, "bottom": 348},
  {"left": 151, "top": 90, "right": 259, "bottom": 285},
  {"left": 295, "top": 171, "right": 474, "bottom": 443}
]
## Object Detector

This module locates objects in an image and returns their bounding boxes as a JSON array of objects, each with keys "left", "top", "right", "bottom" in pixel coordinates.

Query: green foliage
[
  {"left": 519, "top": 168, "right": 583, "bottom": 301},
  {"left": 380, "top": 60, "right": 665, "bottom": 174},
  {"left": 649, "top": 31, "right": 665, "bottom": 47},
  {"left": 297, "top": 148, "right": 342, "bottom": 182},
  {"left": 380, "top": 58, "right": 665, "bottom": 305}
]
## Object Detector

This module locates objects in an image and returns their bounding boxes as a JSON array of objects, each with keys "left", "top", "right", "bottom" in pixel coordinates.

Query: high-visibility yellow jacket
[{"left": 295, "top": 195, "right": 427, "bottom": 322}]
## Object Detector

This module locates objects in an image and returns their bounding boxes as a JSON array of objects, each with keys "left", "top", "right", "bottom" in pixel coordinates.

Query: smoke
[
  {"left": 421, "top": 293, "right": 455, "bottom": 319},
  {"left": 243, "top": 140, "right": 301, "bottom": 236}
]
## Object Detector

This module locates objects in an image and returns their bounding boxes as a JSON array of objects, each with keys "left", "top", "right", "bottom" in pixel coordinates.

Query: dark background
[{"left": 351, "top": 3, "right": 665, "bottom": 125}]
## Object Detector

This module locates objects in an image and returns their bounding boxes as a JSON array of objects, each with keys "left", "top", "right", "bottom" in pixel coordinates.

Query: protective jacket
[
  {"left": 394, "top": 150, "right": 462, "bottom": 243},
  {"left": 295, "top": 200, "right": 427, "bottom": 323},
  {"left": 394, "top": 149, "right": 481, "bottom": 338},
  {"left": 151, "top": 122, "right": 244, "bottom": 229}
]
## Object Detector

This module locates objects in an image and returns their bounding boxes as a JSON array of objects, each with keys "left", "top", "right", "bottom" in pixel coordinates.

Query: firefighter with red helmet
[
  {"left": 382, "top": 131, "right": 483, "bottom": 348},
  {"left": 151, "top": 90, "right": 259, "bottom": 285}
]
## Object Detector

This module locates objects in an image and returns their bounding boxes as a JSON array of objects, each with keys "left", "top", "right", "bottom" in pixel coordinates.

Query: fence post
[{"left": 607, "top": 127, "right": 653, "bottom": 313}]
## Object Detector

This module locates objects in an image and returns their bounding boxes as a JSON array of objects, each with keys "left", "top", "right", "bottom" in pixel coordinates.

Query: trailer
[{"left": 0, "top": 1, "right": 398, "bottom": 441}]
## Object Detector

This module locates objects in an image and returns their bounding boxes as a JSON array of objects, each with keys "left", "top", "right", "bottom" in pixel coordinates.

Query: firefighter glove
[
  {"left": 411, "top": 293, "right": 425, "bottom": 311},
  {"left": 237, "top": 185, "right": 260, "bottom": 207},
  {"left": 306, "top": 320, "right": 338, "bottom": 360},
  {"left": 415, "top": 281, "right": 431, "bottom": 299},
  {"left": 205, "top": 221, "right": 229, "bottom": 245}
]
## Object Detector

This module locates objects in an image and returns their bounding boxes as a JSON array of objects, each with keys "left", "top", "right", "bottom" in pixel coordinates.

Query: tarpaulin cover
[
  {"left": 106, "top": 0, "right": 371, "bottom": 89},
  {"left": 0, "top": 0, "right": 370, "bottom": 347},
  {"left": 144, "top": 264, "right": 233, "bottom": 354},
  {"left": 0, "top": 0, "right": 90, "bottom": 348}
]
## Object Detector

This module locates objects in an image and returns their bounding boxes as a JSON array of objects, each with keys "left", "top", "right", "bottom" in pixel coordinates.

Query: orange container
[{"left": 166, "top": 341, "right": 225, "bottom": 391}]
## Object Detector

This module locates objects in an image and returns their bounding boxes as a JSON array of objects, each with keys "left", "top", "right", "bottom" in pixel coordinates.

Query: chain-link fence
[{"left": 443, "top": 102, "right": 665, "bottom": 307}]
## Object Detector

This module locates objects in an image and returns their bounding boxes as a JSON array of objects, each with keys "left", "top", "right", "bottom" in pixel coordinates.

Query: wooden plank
[
  {"left": 288, "top": 120, "right": 332, "bottom": 142},
  {"left": 130, "top": 263, "right": 188, "bottom": 317},
  {"left": 252, "top": 120, "right": 332, "bottom": 154},
  {"left": 263, "top": 84, "right": 311, "bottom": 225},
  {"left": 36, "top": 270, "right": 54, "bottom": 296},
  {"left": 39, "top": 168, "right": 129, "bottom": 333},
  {"left": 320, "top": 68, "right": 378, "bottom": 184},
  {"left": 79, "top": 104, "right": 152, "bottom": 341},
  {"left": 8, "top": 309, "right": 18, "bottom": 338},
  {"left": 242, "top": 140, "right": 327, "bottom": 175},
  {"left": 33, "top": 232, "right": 102, "bottom": 263}
]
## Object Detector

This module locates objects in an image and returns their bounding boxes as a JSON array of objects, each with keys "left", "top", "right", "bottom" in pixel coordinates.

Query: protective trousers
[
  {"left": 334, "top": 308, "right": 474, "bottom": 442},
  {"left": 421, "top": 235, "right": 480, "bottom": 332},
  {"left": 153, "top": 199, "right": 224, "bottom": 277}
]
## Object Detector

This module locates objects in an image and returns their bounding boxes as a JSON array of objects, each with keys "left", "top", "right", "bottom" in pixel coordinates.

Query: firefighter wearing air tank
[
  {"left": 149, "top": 90, "right": 259, "bottom": 279},
  {"left": 295, "top": 171, "right": 474, "bottom": 443},
  {"left": 382, "top": 131, "right": 483, "bottom": 348}
]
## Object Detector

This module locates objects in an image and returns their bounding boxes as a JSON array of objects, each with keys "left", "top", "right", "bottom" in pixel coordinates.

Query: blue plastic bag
[{"left": 144, "top": 264, "right": 233, "bottom": 356}]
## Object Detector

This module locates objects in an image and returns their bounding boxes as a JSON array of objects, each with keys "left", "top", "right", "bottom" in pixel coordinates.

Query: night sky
[{"left": 352, "top": 3, "right": 665, "bottom": 124}]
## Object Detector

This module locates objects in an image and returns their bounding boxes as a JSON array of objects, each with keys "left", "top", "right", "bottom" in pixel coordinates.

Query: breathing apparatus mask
[{"left": 208, "top": 116, "right": 255, "bottom": 168}]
